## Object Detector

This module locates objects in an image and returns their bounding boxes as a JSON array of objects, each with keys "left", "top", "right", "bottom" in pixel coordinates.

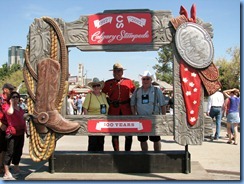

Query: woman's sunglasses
[
  {"left": 92, "top": 84, "right": 101, "bottom": 88},
  {"left": 11, "top": 96, "right": 19, "bottom": 99}
]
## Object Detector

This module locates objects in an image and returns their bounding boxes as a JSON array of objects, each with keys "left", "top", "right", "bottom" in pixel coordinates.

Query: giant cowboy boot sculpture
[{"left": 33, "top": 58, "right": 80, "bottom": 134}]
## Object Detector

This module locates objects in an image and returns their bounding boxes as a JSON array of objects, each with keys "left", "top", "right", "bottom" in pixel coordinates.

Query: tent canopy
[
  {"left": 152, "top": 80, "right": 173, "bottom": 91},
  {"left": 69, "top": 84, "right": 91, "bottom": 94}
]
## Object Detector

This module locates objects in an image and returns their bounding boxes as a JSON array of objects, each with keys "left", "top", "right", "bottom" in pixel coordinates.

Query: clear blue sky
[{"left": 0, "top": 0, "right": 240, "bottom": 82}]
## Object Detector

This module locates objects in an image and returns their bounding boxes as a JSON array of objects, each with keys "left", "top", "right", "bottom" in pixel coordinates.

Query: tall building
[
  {"left": 8, "top": 46, "right": 25, "bottom": 67},
  {"left": 77, "top": 63, "right": 91, "bottom": 86},
  {"left": 78, "top": 63, "right": 84, "bottom": 86},
  {"left": 68, "top": 63, "right": 91, "bottom": 95}
]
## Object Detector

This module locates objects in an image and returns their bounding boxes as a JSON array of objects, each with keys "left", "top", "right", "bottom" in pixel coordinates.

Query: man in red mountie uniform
[
  {"left": 0, "top": 83, "right": 15, "bottom": 173},
  {"left": 102, "top": 63, "right": 135, "bottom": 151}
]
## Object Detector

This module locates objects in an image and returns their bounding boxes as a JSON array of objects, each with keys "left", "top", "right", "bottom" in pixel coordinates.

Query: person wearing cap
[
  {"left": 83, "top": 78, "right": 109, "bottom": 151},
  {"left": 223, "top": 88, "right": 240, "bottom": 145},
  {"left": 130, "top": 71, "right": 167, "bottom": 151},
  {"left": 102, "top": 63, "right": 135, "bottom": 151},
  {"left": 0, "top": 83, "right": 15, "bottom": 173}
]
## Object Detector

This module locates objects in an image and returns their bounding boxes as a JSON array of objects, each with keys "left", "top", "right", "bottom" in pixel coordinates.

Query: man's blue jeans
[{"left": 209, "top": 107, "right": 222, "bottom": 139}]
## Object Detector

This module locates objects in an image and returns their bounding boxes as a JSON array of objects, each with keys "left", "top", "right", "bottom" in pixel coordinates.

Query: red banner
[
  {"left": 88, "top": 13, "right": 152, "bottom": 44},
  {"left": 87, "top": 119, "right": 152, "bottom": 133},
  {"left": 180, "top": 60, "right": 201, "bottom": 126}
]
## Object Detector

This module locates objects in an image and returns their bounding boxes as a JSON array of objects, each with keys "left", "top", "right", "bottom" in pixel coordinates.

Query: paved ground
[{"left": 0, "top": 122, "right": 241, "bottom": 181}]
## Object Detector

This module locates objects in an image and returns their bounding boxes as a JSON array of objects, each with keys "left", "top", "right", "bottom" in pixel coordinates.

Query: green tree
[
  {"left": 10, "top": 63, "right": 21, "bottom": 73},
  {"left": 153, "top": 44, "right": 173, "bottom": 84},
  {"left": 215, "top": 47, "right": 240, "bottom": 90},
  {"left": 132, "top": 80, "right": 140, "bottom": 88},
  {"left": 0, "top": 63, "right": 22, "bottom": 82},
  {"left": 0, "top": 64, "right": 26, "bottom": 94},
  {"left": 0, "top": 63, "right": 10, "bottom": 81}
]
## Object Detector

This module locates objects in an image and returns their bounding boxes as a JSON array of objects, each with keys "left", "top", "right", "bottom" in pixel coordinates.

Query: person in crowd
[
  {"left": 168, "top": 93, "right": 174, "bottom": 110},
  {"left": 73, "top": 96, "right": 78, "bottom": 115},
  {"left": 0, "top": 83, "right": 15, "bottom": 174},
  {"left": 163, "top": 93, "right": 170, "bottom": 113},
  {"left": 206, "top": 88, "right": 224, "bottom": 140},
  {"left": 130, "top": 71, "right": 167, "bottom": 151},
  {"left": 102, "top": 63, "right": 135, "bottom": 151},
  {"left": 81, "top": 93, "right": 86, "bottom": 114},
  {"left": 223, "top": 95, "right": 234, "bottom": 139},
  {"left": 81, "top": 93, "right": 86, "bottom": 102},
  {"left": 83, "top": 78, "right": 109, "bottom": 151},
  {"left": 66, "top": 95, "right": 74, "bottom": 115},
  {"left": 223, "top": 88, "right": 240, "bottom": 145},
  {"left": 2, "top": 91, "right": 27, "bottom": 179},
  {"left": 19, "top": 98, "right": 28, "bottom": 113},
  {"left": 76, "top": 95, "right": 83, "bottom": 115}
]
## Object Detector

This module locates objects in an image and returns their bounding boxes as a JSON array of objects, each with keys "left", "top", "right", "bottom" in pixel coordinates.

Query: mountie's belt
[
  {"left": 120, "top": 99, "right": 130, "bottom": 104},
  {"left": 109, "top": 99, "right": 130, "bottom": 105}
]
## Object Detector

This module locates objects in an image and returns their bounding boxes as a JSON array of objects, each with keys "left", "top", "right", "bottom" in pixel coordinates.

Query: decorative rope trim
[
  {"left": 42, "top": 16, "right": 68, "bottom": 108},
  {"left": 23, "top": 66, "right": 35, "bottom": 101},
  {"left": 24, "top": 49, "right": 37, "bottom": 81}
]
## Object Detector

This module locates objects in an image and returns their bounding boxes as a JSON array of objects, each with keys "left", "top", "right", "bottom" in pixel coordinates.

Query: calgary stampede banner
[{"left": 88, "top": 13, "right": 152, "bottom": 44}]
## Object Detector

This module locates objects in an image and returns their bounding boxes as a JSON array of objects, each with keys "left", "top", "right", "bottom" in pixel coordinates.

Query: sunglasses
[
  {"left": 11, "top": 96, "right": 19, "bottom": 99},
  {"left": 92, "top": 84, "right": 101, "bottom": 88},
  {"left": 114, "top": 69, "right": 123, "bottom": 72},
  {"left": 142, "top": 77, "right": 151, "bottom": 81}
]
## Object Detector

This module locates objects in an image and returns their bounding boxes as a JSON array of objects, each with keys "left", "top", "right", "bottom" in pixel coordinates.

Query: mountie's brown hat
[{"left": 109, "top": 63, "right": 126, "bottom": 71}]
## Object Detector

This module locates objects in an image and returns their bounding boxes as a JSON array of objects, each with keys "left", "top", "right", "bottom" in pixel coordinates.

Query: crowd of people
[
  {"left": 66, "top": 62, "right": 240, "bottom": 152},
  {"left": 0, "top": 63, "right": 239, "bottom": 180},
  {"left": 206, "top": 88, "right": 240, "bottom": 144},
  {"left": 66, "top": 63, "right": 169, "bottom": 152},
  {"left": 66, "top": 94, "right": 85, "bottom": 115}
]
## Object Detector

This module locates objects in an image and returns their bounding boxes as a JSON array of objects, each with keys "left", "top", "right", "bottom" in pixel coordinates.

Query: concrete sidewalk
[{"left": 0, "top": 124, "right": 241, "bottom": 181}]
